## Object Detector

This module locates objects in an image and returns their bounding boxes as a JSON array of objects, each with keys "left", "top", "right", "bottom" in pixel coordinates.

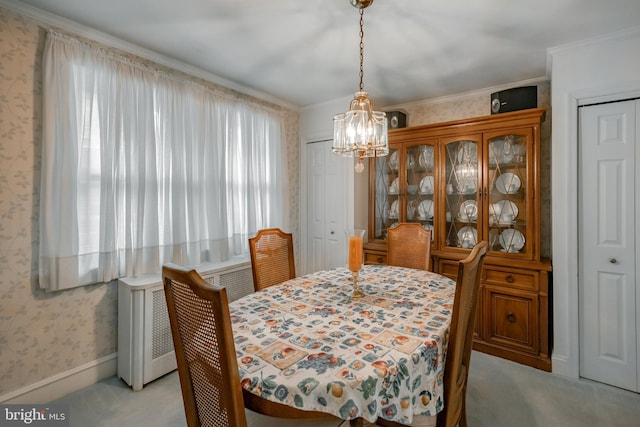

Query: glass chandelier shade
[
  {"left": 332, "top": 0, "right": 388, "bottom": 173},
  {"left": 333, "top": 92, "right": 389, "bottom": 158}
]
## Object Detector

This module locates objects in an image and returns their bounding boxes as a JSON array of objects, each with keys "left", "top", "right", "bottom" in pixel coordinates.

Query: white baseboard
[
  {"left": 0, "top": 353, "right": 117, "bottom": 404},
  {"left": 551, "top": 353, "right": 579, "bottom": 379}
]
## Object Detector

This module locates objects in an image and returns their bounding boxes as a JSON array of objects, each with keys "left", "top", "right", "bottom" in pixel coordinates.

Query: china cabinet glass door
[
  {"left": 443, "top": 136, "right": 481, "bottom": 251},
  {"left": 406, "top": 142, "right": 436, "bottom": 240},
  {"left": 371, "top": 141, "right": 436, "bottom": 243},
  {"left": 485, "top": 129, "right": 532, "bottom": 256},
  {"left": 373, "top": 146, "right": 399, "bottom": 241}
]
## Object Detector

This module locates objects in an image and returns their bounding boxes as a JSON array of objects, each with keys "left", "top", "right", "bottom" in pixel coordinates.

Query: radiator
[{"left": 117, "top": 256, "right": 253, "bottom": 391}]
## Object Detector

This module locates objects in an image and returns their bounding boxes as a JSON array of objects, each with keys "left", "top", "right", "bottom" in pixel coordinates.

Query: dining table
[{"left": 228, "top": 264, "right": 456, "bottom": 426}]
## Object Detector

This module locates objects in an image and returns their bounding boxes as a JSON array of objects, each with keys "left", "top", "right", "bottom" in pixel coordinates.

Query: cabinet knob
[
  {"left": 609, "top": 258, "right": 617, "bottom": 264},
  {"left": 505, "top": 274, "right": 515, "bottom": 283},
  {"left": 377, "top": 257, "right": 383, "bottom": 263},
  {"left": 506, "top": 312, "right": 516, "bottom": 323}
]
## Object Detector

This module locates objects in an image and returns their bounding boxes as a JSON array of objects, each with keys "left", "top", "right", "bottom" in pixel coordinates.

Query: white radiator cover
[{"left": 117, "top": 256, "right": 253, "bottom": 390}]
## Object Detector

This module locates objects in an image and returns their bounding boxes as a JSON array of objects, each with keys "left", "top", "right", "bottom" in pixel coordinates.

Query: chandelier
[{"left": 332, "top": 0, "right": 389, "bottom": 173}]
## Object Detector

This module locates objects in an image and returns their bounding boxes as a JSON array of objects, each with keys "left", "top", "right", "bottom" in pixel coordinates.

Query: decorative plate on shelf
[
  {"left": 389, "top": 151, "right": 399, "bottom": 171},
  {"left": 418, "top": 199, "right": 434, "bottom": 220},
  {"left": 495, "top": 172, "right": 521, "bottom": 194},
  {"left": 388, "top": 177, "right": 399, "bottom": 194},
  {"left": 419, "top": 146, "right": 434, "bottom": 169},
  {"left": 419, "top": 175, "right": 434, "bottom": 194},
  {"left": 457, "top": 226, "right": 478, "bottom": 249},
  {"left": 458, "top": 200, "right": 478, "bottom": 221},
  {"left": 499, "top": 229, "right": 525, "bottom": 252},
  {"left": 407, "top": 153, "right": 416, "bottom": 170},
  {"left": 493, "top": 200, "right": 519, "bottom": 221}
]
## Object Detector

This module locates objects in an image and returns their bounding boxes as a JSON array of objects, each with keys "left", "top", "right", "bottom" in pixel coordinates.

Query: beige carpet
[{"left": 51, "top": 351, "right": 640, "bottom": 427}]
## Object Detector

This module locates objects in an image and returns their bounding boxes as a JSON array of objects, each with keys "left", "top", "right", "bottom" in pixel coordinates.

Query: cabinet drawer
[
  {"left": 483, "top": 266, "right": 538, "bottom": 291},
  {"left": 484, "top": 286, "right": 538, "bottom": 354},
  {"left": 364, "top": 251, "right": 387, "bottom": 265}
]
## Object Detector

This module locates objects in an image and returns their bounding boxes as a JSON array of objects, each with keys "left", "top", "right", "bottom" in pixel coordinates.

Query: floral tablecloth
[{"left": 229, "top": 265, "right": 455, "bottom": 425}]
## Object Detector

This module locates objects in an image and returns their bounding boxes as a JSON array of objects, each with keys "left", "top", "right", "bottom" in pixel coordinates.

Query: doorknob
[
  {"left": 330, "top": 231, "right": 335, "bottom": 235},
  {"left": 609, "top": 258, "right": 617, "bottom": 264}
]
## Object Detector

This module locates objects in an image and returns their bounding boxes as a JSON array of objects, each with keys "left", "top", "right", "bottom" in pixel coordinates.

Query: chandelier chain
[
  {"left": 331, "top": 0, "right": 388, "bottom": 169},
  {"left": 359, "top": 6, "right": 365, "bottom": 92}
]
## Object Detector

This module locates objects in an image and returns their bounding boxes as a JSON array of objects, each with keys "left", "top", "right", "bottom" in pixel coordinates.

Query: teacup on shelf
[{"left": 500, "top": 213, "right": 514, "bottom": 224}]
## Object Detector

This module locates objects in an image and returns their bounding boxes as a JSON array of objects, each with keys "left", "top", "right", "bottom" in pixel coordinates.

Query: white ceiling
[{"left": 9, "top": 0, "right": 640, "bottom": 108}]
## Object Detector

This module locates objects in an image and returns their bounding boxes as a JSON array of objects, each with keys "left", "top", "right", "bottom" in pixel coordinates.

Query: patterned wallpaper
[
  {"left": 283, "top": 113, "right": 301, "bottom": 257},
  {"left": 0, "top": 6, "right": 300, "bottom": 397},
  {"left": 0, "top": 8, "right": 117, "bottom": 395},
  {"left": 390, "top": 84, "right": 552, "bottom": 258}
]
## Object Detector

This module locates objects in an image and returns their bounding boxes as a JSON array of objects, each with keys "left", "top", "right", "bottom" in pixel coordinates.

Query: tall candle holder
[{"left": 346, "top": 229, "right": 366, "bottom": 299}]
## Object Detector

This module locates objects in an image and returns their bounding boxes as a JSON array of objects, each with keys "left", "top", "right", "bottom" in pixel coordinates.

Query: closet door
[
  {"left": 579, "top": 99, "right": 639, "bottom": 392},
  {"left": 305, "top": 140, "right": 349, "bottom": 274}
]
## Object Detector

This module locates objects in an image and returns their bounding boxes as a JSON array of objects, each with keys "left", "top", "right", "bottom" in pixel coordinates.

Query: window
[{"left": 39, "top": 32, "right": 288, "bottom": 291}]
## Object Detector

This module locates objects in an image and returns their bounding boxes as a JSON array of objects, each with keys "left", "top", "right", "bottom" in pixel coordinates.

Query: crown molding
[{"left": 547, "top": 25, "right": 640, "bottom": 57}]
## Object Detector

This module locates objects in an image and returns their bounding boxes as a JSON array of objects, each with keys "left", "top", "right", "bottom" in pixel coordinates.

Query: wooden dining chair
[
  {"left": 375, "top": 242, "right": 487, "bottom": 427},
  {"left": 249, "top": 228, "right": 296, "bottom": 291},
  {"left": 437, "top": 241, "right": 488, "bottom": 427},
  {"left": 162, "top": 265, "right": 340, "bottom": 427},
  {"left": 163, "top": 265, "right": 246, "bottom": 427},
  {"left": 387, "top": 222, "right": 432, "bottom": 270}
]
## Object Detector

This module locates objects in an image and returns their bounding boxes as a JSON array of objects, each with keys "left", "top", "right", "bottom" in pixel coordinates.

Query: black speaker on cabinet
[
  {"left": 386, "top": 111, "right": 407, "bottom": 129},
  {"left": 490, "top": 86, "right": 537, "bottom": 114}
]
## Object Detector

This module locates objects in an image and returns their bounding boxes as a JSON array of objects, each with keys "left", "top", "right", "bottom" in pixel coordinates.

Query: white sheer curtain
[{"left": 40, "top": 32, "right": 289, "bottom": 291}]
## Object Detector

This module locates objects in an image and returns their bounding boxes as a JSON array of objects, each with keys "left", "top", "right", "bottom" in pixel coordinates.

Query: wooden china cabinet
[{"left": 364, "top": 108, "right": 552, "bottom": 371}]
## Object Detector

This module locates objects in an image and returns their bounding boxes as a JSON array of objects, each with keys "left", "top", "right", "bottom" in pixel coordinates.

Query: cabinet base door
[{"left": 484, "top": 286, "right": 538, "bottom": 354}]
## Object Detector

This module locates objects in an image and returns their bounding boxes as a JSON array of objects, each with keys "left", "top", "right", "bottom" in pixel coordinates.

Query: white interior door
[
  {"left": 305, "top": 140, "right": 349, "bottom": 274},
  {"left": 578, "top": 99, "right": 639, "bottom": 392}
]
